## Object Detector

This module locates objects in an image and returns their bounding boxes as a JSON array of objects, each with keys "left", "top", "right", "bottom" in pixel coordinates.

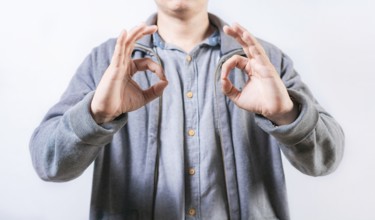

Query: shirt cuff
[
  {"left": 67, "top": 91, "right": 128, "bottom": 146},
  {"left": 254, "top": 89, "right": 319, "bottom": 146}
]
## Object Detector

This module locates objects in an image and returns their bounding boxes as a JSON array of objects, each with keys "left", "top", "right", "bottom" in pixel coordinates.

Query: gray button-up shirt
[{"left": 152, "top": 31, "right": 229, "bottom": 219}]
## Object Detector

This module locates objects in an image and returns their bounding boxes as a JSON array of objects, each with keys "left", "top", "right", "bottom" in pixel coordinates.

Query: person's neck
[{"left": 156, "top": 11, "right": 214, "bottom": 53}]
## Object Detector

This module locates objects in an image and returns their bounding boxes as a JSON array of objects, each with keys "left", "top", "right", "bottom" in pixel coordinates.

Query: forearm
[
  {"left": 30, "top": 92, "right": 127, "bottom": 181},
  {"left": 282, "top": 114, "right": 344, "bottom": 176},
  {"left": 255, "top": 90, "right": 344, "bottom": 176}
]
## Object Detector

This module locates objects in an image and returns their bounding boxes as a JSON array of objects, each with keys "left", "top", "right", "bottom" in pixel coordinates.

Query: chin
[
  {"left": 170, "top": 1, "right": 190, "bottom": 12},
  {"left": 156, "top": 0, "right": 192, "bottom": 13},
  {"left": 156, "top": 0, "right": 206, "bottom": 18}
]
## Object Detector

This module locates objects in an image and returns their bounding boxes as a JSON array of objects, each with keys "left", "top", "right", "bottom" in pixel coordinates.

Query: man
[{"left": 30, "top": 0, "right": 344, "bottom": 219}]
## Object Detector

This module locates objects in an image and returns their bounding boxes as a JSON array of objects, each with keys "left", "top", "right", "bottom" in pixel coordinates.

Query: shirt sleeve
[
  {"left": 29, "top": 40, "right": 127, "bottom": 182},
  {"left": 254, "top": 46, "right": 345, "bottom": 176}
]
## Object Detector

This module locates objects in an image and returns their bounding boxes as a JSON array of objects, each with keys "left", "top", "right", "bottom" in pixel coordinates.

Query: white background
[{"left": 0, "top": 0, "right": 374, "bottom": 219}]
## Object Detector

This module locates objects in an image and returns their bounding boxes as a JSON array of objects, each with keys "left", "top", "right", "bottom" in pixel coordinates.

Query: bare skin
[
  {"left": 221, "top": 23, "right": 299, "bottom": 125},
  {"left": 155, "top": 0, "right": 214, "bottom": 52},
  {"left": 90, "top": 0, "right": 298, "bottom": 125},
  {"left": 90, "top": 25, "right": 168, "bottom": 124}
]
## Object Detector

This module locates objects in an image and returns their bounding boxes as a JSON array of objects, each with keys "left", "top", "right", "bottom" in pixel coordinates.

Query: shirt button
[
  {"left": 188, "top": 208, "right": 196, "bottom": 216},
  {"left": 188, "top": 129, "right": 195, "bottom": 136},
  {"left": 186, "top": 91, "right": 193, "bottom": 98},
  {"left": 188, "top": 168, "right": 196, "bottom": 176},
  {"left": 186, "top": 55, "right": 192, "bottom": 62}
]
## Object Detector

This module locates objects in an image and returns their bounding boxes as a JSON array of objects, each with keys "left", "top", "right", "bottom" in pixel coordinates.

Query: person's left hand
[{"left": 222, "top": 23, "right": 299, "bottom": 125}]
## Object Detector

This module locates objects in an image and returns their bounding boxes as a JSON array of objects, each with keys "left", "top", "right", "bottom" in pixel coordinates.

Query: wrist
[
  {"left": 266, "top": 98, "right": 300, "bottom": 126},
  {"left": 90, "top": 104, "right": 117, "bottom": 125}
]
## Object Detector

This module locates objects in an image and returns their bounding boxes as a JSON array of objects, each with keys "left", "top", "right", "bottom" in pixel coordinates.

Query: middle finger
[{"left": 124, "top": 24, "right": 158, "bottom": 58}]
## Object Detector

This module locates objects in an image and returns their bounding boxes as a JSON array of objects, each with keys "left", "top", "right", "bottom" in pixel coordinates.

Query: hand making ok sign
[
  {"left": 91, "top": 24, "right": 168, "bottom": 124},
  {"left": 222, "top": 23, "right": 299, "bottom": 125}
]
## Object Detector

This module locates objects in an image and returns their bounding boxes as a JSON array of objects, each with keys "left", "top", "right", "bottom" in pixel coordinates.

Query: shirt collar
[
  {"left": 152, "top": 28, "right": 220, "bottom": 50},
  {"left": 136, "top": 13, "right": 242, "bottom": 55}
]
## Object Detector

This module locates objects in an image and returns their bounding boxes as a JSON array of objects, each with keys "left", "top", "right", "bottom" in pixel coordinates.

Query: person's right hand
[{"left": 90, "top": 24, "right": 168, "bottom": 124}]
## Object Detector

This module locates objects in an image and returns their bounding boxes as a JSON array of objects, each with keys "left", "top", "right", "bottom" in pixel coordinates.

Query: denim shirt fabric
[{"left": 151, "top": 31, "right": 228, "bottom": 219}]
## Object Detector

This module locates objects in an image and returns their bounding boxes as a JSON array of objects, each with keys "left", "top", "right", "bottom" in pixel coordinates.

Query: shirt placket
[{"left": 184, "top": 53, "right": 200, "bottom": 219}]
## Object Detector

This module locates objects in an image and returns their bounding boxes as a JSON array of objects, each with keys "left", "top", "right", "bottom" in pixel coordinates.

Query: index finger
[{"left": 132, "top": 58, "right": 166, "bottom": 81}]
